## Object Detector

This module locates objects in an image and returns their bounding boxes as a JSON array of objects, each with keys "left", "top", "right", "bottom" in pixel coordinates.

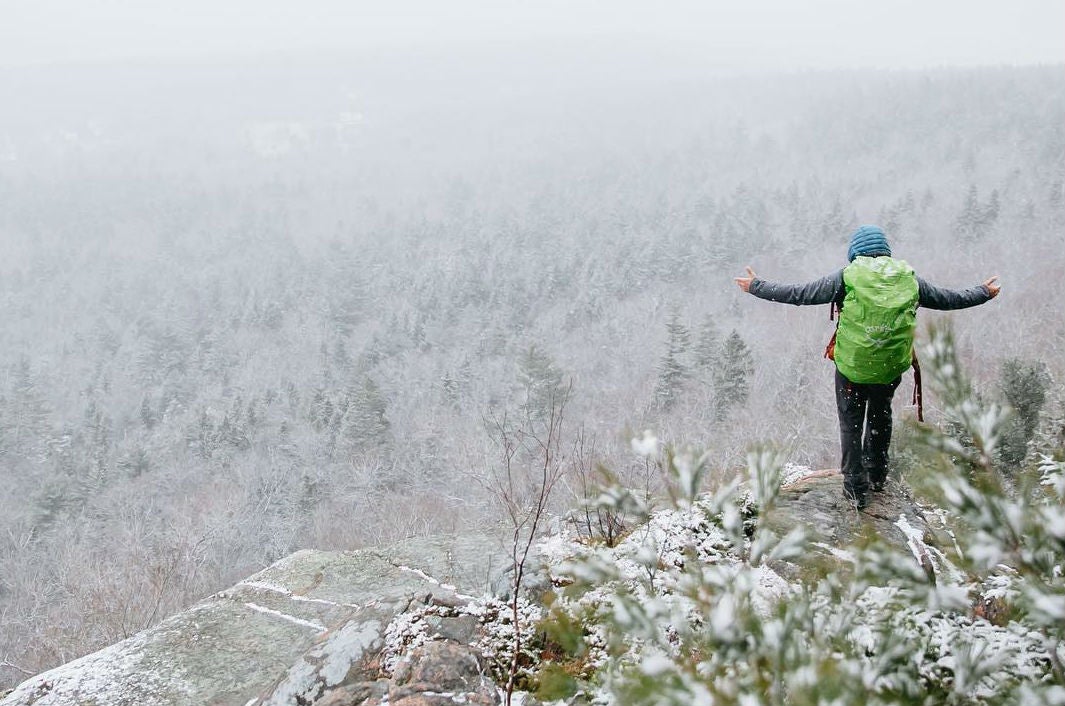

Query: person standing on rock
[{"left": 733, "top": 225, "right": 1000, "bottom": 509}]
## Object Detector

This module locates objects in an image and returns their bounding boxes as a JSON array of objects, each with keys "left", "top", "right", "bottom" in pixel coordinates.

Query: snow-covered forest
[{"left": 0, "top": 52, "right": 1063, "bottom": 687}]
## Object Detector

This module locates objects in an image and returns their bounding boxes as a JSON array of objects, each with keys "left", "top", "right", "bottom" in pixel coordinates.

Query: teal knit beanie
[{"left": 847, "top": 225, "right": 891, "bottom": 262}]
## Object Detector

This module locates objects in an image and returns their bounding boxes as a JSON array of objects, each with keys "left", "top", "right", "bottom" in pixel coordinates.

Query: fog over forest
[{"left": 0, "top": 41, "right": 1063, "bottom": 686}]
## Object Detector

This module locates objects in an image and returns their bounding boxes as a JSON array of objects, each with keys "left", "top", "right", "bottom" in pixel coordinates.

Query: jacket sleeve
[
  {"left": 916, "top": 277, "right": 993, "bottom": 310},
  {"left": 748, "top": 270, "right": 845, "bottom": 306}
]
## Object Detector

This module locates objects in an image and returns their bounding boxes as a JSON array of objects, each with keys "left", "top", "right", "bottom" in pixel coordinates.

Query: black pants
[{"left": 835, "top": 369, "right": 901, "bottom": 499}]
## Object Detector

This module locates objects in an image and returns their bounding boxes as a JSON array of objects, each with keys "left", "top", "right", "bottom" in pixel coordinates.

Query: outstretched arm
[
  {"left": 736, "top": 266, "right": 845, "bottom": 306},
  {"left": 918, "top": 275, "right": 1000, "bottom": 310}
]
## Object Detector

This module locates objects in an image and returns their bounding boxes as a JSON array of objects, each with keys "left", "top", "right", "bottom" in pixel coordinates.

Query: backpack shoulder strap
[{"left": 911, "top": 349, "right": 924, "bottom": 422}]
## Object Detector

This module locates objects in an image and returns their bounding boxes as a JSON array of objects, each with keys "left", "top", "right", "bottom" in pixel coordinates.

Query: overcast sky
[{"left": 2, "top": 0, "right": 1063, "bottom": 70}]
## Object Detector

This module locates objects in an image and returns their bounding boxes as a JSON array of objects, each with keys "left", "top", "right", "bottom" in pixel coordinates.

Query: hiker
[{"left": 734, "top": 225, "right": 1000, "bottom": 509}]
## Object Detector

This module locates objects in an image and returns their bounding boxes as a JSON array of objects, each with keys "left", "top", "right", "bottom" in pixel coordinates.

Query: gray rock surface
[
  {"left": 2, "top": 475, "right": 939, "bottom": 706},
  {"left": 770, "top": 469, "right": 937, "bottom": 567},
  {"left": 386, "top": 641, "right": 496, "bottom": 705},
  {"left": 0, "top": 533, "right": 508, "bottom": 706}
]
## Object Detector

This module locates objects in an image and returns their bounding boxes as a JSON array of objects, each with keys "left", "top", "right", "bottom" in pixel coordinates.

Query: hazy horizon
[{"left": 3, "top": 1, "right": 1063, "bottom": 71}]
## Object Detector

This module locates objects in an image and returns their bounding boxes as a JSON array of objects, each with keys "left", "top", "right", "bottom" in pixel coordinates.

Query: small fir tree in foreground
[{"left": 529, "top": 324, "right": 1064, "bottom": 705}]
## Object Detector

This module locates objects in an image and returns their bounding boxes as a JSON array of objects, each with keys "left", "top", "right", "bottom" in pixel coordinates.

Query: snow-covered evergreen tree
[
  {"left": 654, "top": 311, "right": 691, "bottom": 410},
  {"left": 713, "top": 330, "right": 753, "bottom": 419},
  {"left": 517, "top": 345, "right": 567, "bottom": 422},
  {"left": 693, "top": 314, "right": 721, "bottom": 372},
  {"left": 997, "top": 358, "right": 1052, "bottom": 471},
  {"left": 337, "top": 375, "right": 391, "bottom": 456}
]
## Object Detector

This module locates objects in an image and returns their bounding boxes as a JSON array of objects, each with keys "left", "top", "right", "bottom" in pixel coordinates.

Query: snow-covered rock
[
  {"left": 771, "top": 468, "right": 937, "bottom": 565},
  {"left": 0, "top": 534, "right": 509, "bottom": 706}
]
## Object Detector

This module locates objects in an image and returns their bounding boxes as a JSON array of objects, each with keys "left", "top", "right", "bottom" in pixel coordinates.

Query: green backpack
[{"left": 833, "top": 256, "right": 919, "bottom": 385}]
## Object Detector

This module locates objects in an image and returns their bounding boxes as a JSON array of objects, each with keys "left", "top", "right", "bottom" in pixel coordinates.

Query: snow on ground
[
  {"left": 780, "top": 463, "right": 819, "bottom": 486},
  {"left": 377, "top": 466, "right": 1060, "bottom": 702},
  {"left": 2, "top": 627, "right": 193, "bottom": 706},
  {"left": 381, "top": 596, "right": 543, "bottom": 677}
]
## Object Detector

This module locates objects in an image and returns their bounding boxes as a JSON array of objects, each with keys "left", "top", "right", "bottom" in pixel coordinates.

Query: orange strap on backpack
[
  {"left": 911, "top": 350, "right": 924, "bottom": 422},
  {"left": 824, "top": 303, "right": 838, "bottom": 360}
]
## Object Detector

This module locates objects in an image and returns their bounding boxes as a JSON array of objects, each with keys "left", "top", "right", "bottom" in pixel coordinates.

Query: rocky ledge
[
  {"left": 0, "top": 534, "right": 512, "bottom": 706},
  {"left": 775, "top": 469, "right": 932, "bottom": 546},
  {"left": 2, "top": 468, "right": 945, "bottom": 706}
]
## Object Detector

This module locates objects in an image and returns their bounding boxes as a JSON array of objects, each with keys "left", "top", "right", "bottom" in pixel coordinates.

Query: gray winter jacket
[{"left": 749, "top": 268, "right": 992, "bottom": 310}]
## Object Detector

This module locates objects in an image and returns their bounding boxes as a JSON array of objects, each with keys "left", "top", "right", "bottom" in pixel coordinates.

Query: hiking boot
[
  {"left": 844, "top": 488, "right": 869, "bottom": 511},
  {"left": 869, "top": 470, "right": 894, "bottom": 492}
]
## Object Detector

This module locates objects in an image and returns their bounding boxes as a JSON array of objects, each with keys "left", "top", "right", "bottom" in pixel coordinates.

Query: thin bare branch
[{"left": 0, "top": 660, "right": 33, "bottom": 676}]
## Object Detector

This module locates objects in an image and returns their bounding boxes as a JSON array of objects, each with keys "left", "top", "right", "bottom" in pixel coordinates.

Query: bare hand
[
  {"left": 983, "top": 275, "right": 1001, "bottom": 298},
  {"left": 734, "top": 266, "right": 757, "bottom": 293}
]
